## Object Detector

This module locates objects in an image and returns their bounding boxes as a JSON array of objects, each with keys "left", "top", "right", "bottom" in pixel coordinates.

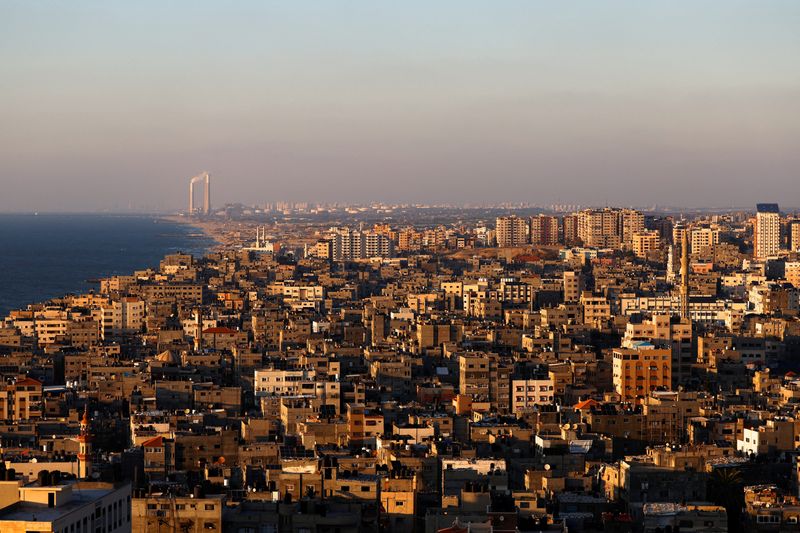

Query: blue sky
[{"left": 1, "top": 1, "right": 799, "bottom": 211}]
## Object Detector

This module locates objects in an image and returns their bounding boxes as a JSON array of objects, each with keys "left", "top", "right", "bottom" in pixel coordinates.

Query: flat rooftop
[{"left": 0, "top": 486, "right": 115, "bottom": 523}]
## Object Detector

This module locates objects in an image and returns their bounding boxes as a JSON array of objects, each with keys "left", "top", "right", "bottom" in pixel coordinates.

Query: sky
[{"left": 1, "top": 1, "right": 799, "bottom": 212}]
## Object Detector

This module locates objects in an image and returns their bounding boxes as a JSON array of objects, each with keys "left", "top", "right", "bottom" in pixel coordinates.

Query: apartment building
[
  {"left": 576, "top": 208, "right": 643, "bottom": 249},
  {"left": 632, "top": 231, "right": 661, "bottom": 259},
  {"left": 328, "top": 228, "right": 394, "bottom": 260},
  {"left": 458, "top": 353, "right": 512, "bottom": 413},
  {"left": 0, "top": 377, "right": 43, "bottom": 420},
  {"left": 755, "top": 203, "right": 781, "bottom": 259},
  {"left": 495, "top": 215, "right": 529, "bottom": 247},
  {"left": 511, "top": 367, "right": 555, "bottom": 412},
  {"left": 94, "top": 297, "right": 145, "bottom": 340},
  {"left": 530, "top": 215, "right": 559, "bottom": 245},
  {"left": 789, "top": 220, "right": 800, "bottom": 252},
  {"left": 612, "top": 348, "right": 672, "bottom": 404},
  {"left": 0, "top": 479, "right": 131, "bottom": 533}
]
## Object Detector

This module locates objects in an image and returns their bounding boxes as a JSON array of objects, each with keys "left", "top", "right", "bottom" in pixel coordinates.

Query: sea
[{"left": 0, "top": 214, "right": 214, "bottom": 318}]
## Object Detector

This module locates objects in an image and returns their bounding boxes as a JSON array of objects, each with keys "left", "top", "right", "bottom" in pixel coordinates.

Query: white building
[
  {"left": 328, "top": 228, "right": 394, "bottom": 260},
  {"left": 755, "top": 203, "right": 781, "bottom": 259}
]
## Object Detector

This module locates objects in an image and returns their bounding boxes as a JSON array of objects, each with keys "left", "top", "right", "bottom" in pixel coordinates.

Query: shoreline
[
  {"left": 160, "top": 215, "right": 228, "bottom": 253},
  {"left": 0, "top": 215, "right": 217, "bottom": 318}
]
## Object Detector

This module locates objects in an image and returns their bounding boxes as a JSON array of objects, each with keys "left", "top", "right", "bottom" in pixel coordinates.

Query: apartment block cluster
[
  {"left": 1, "top": 204, "right": 800, "bottom": 532},
  {"left": 494, "top": 208, "right": 646, "bottom": 249}
]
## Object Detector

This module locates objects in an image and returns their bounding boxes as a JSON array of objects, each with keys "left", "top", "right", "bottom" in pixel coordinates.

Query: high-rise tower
[
  {"left": 189, "top": 172, "right": 211, "bottom": 215},
  {"left": 754, "top": 203, "right": 780, "bottom": 259},
  {"left": 680, "top": 228, "right": 690, "bottom": 320}
]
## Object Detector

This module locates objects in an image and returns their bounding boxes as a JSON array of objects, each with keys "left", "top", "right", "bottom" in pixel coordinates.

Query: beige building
[
  {"left": 0, "top": 377, "right": 42, "bottom": 421},
  {"left": 131, "top": 493, "right": 223, "bottom": 533},
  {"left": 511, "top": 375, "right": 555, "bottom": 412},
  {"left": 581, "top": 292, "right": 611, "bottom": 326},
  {"left": 786, "top": 261, "right": 800, "bottom": 288},
  {"left": 495, "top": 215, "right": 529, "bottom": 247},
  {"left": 690, "top": 227, "right": 721, "bottom": 255},
  {"left": 94, "top": 297, "right": 145, "bottom": 340},
  {"left": 0, "top": 479, "right": 131, "bottom": 533},
  {"left": 381, "top": 475, "right": 418, "bottom": 531},
  {"left": 563, "top": 271, "right": 584, "bottom": 302},
  {"left": 621, "top": 209, "right": 646, "bottom": 248},
  {"left": 632, "top": 231, "right": 661, "bottom": 259},
  {"left": 458, "top": 353, "right": 511, "bottom": 413},
  {"left": 790, "top": 220, "right": 800, "bottom": 252},
  {"left": 576, "top": 208, "right": 643, "bottom": 249}
]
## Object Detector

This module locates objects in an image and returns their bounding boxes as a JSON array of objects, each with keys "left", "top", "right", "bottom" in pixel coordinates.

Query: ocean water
[{"left": 0, "top": 214, "right": 213, "bottom": 318}]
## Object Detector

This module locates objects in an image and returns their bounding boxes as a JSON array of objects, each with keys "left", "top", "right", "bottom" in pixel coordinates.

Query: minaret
[
  {"left": 77, "top": 405, "right": 93, "bottom": 479},
  {"left": 194, "top": 310, "right": 203, "bottom": 352},
  {"left": 680, "top": 228, "right": 690, "bottom": 320}
]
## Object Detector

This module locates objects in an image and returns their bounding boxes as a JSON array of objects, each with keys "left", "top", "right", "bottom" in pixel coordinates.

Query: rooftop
[{"left": 0, "top": 484, "right": 119, "bottom": 523}]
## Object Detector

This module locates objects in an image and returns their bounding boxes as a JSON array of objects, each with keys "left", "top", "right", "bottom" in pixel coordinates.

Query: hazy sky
[{"left": 1, "top": 1, "right": 799, "bottom": 211}]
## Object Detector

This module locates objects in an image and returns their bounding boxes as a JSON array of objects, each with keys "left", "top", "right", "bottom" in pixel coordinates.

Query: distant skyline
[{"left": 1, "top": 1, "right": 799, "bottom": 212}]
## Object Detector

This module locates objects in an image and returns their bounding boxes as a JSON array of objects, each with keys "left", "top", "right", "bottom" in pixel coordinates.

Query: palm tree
[{"left": 708, "top": 467, "right": 744, "bottom": 533}]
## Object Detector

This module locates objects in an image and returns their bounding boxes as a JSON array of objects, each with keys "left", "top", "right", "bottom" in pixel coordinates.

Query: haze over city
[
  {"left": 2, "top": 1, "right": 799, "bottom": 212},
  {"left": 8, "top": 3, "right": 800, "bottom": 532}
]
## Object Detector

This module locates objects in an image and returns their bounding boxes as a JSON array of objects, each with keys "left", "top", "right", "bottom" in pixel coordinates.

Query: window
[{"left": 205, "top": 504, "right": 215, "bottom": 511}]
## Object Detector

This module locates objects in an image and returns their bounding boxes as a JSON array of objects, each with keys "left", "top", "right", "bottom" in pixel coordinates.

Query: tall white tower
[
  {"left": 754, "top": 203, "right": 780, "bottom": 259},
  {"left": 189, "top": 172, "right": 211, "bottom": 215}
]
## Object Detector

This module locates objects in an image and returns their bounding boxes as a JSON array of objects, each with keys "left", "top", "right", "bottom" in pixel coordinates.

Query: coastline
[
  {"left": 160, "top": 215, "right": 227, "bottom": 253},
  {"left": 0, "top": 214, "right": 216, "bottom": 318},
  {"left": 161, "top": 215, "right": 259, "bottom": 253}
]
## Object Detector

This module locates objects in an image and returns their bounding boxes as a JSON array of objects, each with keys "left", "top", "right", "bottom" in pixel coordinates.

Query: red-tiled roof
[
  {"left": 202, "top": 327, "right": 237, "bottom": 334},
  {"left": 141, "top": 436, "right": 164, "bottom": 448},
  {"left": 574, "top": 399, "right": 600, "bottom": 410},
  {"left": 15, "top": 377, "right": 42, "bottom": 387}
]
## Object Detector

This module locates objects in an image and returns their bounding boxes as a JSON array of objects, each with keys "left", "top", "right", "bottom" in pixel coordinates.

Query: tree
[{"left": 708, "top": 468, "right": 744, "bottom": 533}]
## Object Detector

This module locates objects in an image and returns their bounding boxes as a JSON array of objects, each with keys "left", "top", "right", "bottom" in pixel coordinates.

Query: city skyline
[
  {"left": 4, "top": 4, "right": 800, "bottom": 530},
  {"left": 2, "top": 1, "right": 799, "bottom": 212}
]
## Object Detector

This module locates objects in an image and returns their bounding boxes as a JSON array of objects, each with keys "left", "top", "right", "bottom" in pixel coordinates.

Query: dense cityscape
[
  {"left": 3, "top": 1, "right": 798, "bottom": 531},
  {"left": 1, "top": 189, "right": 800, "bottom": 533}
]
